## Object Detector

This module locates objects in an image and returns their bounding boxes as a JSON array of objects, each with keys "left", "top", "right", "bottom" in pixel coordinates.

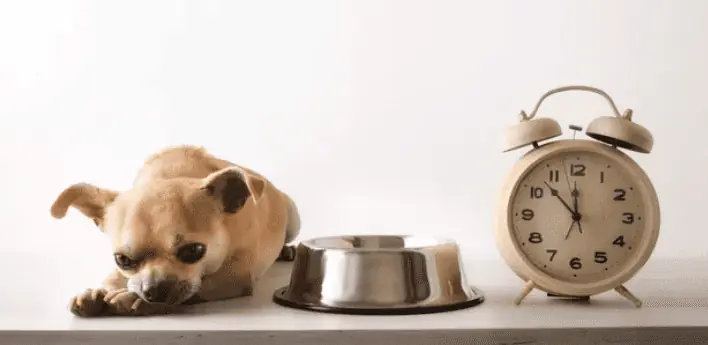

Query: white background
[{"left": 1, "top": 0, "right": 705, "bottom": 268}]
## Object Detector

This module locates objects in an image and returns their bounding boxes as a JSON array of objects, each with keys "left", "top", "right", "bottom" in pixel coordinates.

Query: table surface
[{"left": 3, "top": 250, "right": 708, "bottom": 345}]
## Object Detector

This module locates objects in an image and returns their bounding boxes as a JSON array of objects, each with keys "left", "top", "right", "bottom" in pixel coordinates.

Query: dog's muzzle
[
  {"left": 134, "top": 276, "right": 196, "bottom": 305},
  {"left": 142, "top": 278, "right": 176, "bottom": 304}
]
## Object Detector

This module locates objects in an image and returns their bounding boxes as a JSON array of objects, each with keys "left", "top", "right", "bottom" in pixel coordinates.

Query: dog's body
[{"left": 50, "top": 146, "right": 300, "bottom": 317}]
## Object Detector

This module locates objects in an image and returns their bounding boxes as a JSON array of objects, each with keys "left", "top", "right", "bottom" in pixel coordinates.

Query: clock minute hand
[{"left": 543, "top": 181, "right": 576, "bottom": 216}]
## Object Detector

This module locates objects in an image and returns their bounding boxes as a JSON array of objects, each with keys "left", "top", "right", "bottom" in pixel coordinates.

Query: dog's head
[{"left": 50, "top": 167, "right": 265, "bottom": 305}]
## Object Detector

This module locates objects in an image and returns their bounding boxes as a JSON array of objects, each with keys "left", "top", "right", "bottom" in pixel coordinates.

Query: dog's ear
[
  {"left": 201, "top": 167, "right": 266, "bottom": 213},
  {"left": 50, "top": 183, "right": 119, "bottom": 229}
]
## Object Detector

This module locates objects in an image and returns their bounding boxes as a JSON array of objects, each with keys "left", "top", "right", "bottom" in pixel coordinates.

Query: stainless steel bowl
[{"left": 272, "top": 235, "right": 484, "bottom": 315}]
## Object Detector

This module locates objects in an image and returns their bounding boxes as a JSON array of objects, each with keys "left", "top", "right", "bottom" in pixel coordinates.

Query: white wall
[{"left": 1, "top": 0, "right": 705, "bottom": 264}]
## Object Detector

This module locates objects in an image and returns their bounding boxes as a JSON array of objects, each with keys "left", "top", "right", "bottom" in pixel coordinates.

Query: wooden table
[{"left": 3, "top": 251, "right": 707, "bottom": 345}]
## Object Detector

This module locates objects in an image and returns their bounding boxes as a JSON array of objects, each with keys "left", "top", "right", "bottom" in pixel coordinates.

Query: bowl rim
[{"left": 299, "top": 234, "right": 459, "bottom": 253}]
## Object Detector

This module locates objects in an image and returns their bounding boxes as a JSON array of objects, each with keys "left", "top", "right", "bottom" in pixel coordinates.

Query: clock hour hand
[
  {"left": 571, "top": 181, "right": 583, "bottom": 233},
  {"left": 572, "top": 182, "right": 579, "bottom": 212},
  {"left": 543, "top": 181, "right": 577, "bottom": 216}
]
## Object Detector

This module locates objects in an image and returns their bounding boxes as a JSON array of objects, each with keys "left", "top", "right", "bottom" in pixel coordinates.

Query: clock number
[
  {"left": 528, "top": 232, "right": 543, "bottom": 244},
  {"left": 530, "top": 186, "right": 544, "bottom": 199},
  {"left": 594, "top": 251, "right": 608, "bottom": 263},
  {"left": 546, "top": 249, "right": 557, "bottom": 261},
  {"left": 622, "top": 212, "right": 634, "bottom": 224},
  {"left": 613, "top": 189, "right": 626, "bottom": 201},
  {"left": 521, "top": 209, "right": 534, "bottom": 221},
  {"left": 569, "top": 257, "right": 582, "bottom": 270},
  {"left": 548, "top": 170, "right": 560, "bottom": 183},
  {"left": 613, "top": 235, "right": 626, "bottom": 247},
  {"left": 570, "top": 164, "right": 586, "bottom": 176},
  {"left": 600, "top": 171, "right": 605, "bottom": 183}
]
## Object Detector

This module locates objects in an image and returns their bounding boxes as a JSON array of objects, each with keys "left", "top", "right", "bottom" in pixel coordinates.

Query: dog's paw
[
  {"left": 70, "top": 288, "right": 110, "bottom": 317},
  {"left": 103, "top": 289, "right": 179, "bottom": 316},
  {"left": 277, "top": 244, "right": 296, "bottom": 262}
]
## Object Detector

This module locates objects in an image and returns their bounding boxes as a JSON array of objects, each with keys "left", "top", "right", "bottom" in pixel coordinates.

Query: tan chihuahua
[{"left": 50, "top": 145, "right": 301, "bottom": 317}]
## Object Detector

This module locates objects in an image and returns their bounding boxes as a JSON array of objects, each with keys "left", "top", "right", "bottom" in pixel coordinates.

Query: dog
[{"left": 50, "top": 145, "right": 301, "bottom": 317}]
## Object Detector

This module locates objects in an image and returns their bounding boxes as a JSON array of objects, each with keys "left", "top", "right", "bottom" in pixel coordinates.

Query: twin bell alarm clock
[{"left": 494, "top": 85, "right": 660, "bottom": 308}]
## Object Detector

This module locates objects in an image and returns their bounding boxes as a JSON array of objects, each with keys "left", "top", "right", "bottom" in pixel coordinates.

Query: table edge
[{"left": 3, "top": 327, "right": 708, "bottom": 345}]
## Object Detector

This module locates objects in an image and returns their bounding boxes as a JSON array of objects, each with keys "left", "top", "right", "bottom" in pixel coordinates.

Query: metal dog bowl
[{"left": 272, "top": 235, "right": 485, "bottom": 315}]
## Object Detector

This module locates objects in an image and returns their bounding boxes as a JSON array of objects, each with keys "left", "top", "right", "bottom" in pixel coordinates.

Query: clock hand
[
  {"left": 543, "top": 181, "right": 577, "bottom": 216},
  {"left": 561, "top": 158, "right": 573, "bottom": 199},
  {"left": 558, "top": 159, "right": 583, "bottom": 239},
  {"left": 572, "top": 181, "right": 578, "bottom": 212},
  {"left": 564, "top": 219, "right": 577, "bottom": 239},
  {"left": 571, "top": 181, "right": 583, "bottom": 233}
]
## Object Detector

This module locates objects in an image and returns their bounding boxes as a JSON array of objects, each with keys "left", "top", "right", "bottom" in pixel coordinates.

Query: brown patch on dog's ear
[
  {"left": 201, "top": 167, "right": 265, "bottom": 213},
  {"left": 50, "top": 183, "right": 119, "bottom": 229}
]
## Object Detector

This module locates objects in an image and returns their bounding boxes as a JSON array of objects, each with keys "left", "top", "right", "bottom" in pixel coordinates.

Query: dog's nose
[{"left": 142, "top": 280, "right": 174, "bottom": 303}]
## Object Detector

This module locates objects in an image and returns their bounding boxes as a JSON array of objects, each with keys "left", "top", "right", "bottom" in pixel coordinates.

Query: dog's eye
[
  {"left": 176, "top": 243, "right": 207, "bottom": 264},
  {"left": 113, "top": 253, "right": 140, "bottom": 270}
]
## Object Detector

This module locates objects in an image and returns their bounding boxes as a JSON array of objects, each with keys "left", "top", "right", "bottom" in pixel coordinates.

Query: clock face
[{"left": 510, "top": 150, "right": 648, "bottom": 284}]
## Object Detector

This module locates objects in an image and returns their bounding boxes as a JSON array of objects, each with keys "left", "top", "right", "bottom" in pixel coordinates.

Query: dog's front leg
[
  {"left": 69, "top": 269, "right": 180, "bottom": 317},
  {"left": 101, "top": 288, "right": 181, "bottom": 316},
  {"left": 69, "top": 269, "right": 126, "bottom": 317}
]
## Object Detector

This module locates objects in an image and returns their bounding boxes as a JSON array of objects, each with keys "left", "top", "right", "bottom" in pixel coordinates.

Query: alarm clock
[{"left": 494, "top": 85, "right": 660, "bottom": 308}]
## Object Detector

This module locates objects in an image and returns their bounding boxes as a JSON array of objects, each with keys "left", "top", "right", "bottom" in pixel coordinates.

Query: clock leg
[
  {"left": 514, "top": 280, "right": 536, "bottom": 306},
  {"left": 615, "top": 285, "right": 642, "bottom": 308}
]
